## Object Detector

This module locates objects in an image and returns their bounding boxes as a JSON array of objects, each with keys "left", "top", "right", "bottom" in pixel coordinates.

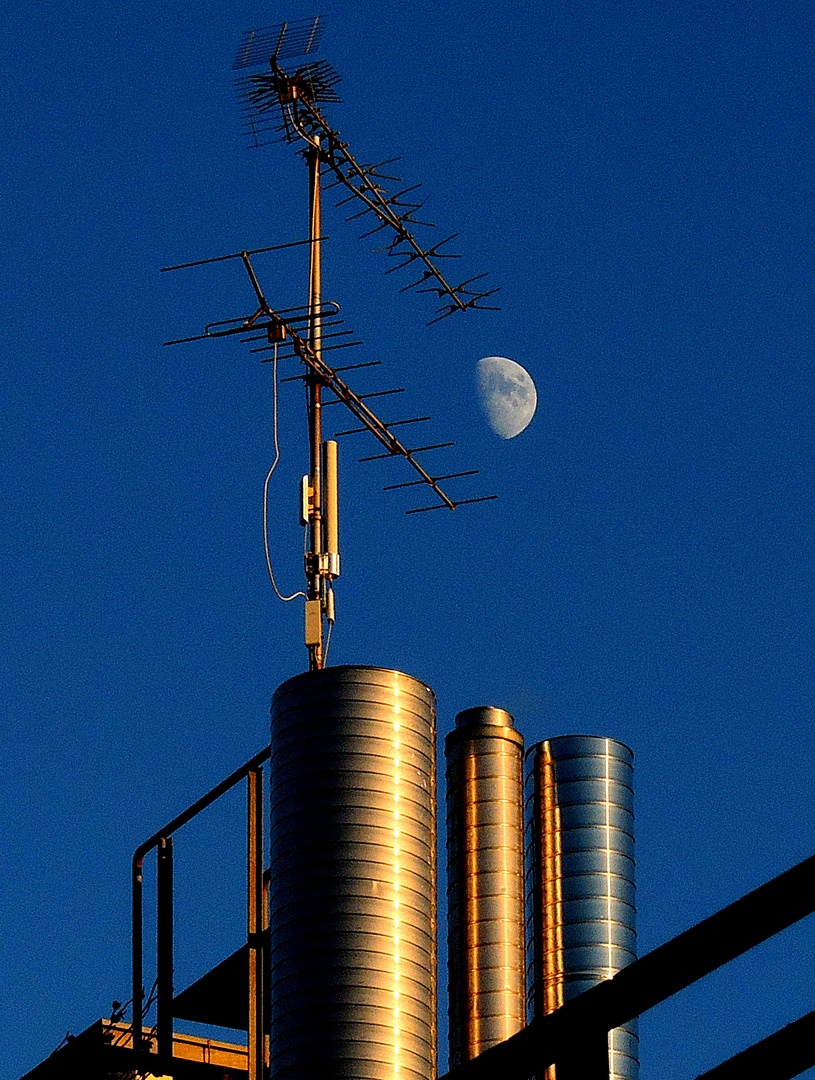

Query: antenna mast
[
  {"left": 164, "top": 17, "right": 498, "bottom": 671},
  {"left": 305, "top": 139, "right": 328, "bottom": 669}
]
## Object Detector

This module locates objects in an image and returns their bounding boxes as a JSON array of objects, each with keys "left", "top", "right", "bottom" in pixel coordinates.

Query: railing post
[
  {"left": 156, "top": 836, "right": 174, "bottom": 1061},
  {"left": 132, "top": 856, "right": 144, "bottom": 1055},
  {"left": 131, "top": 747, "right": 271, "bottom": 1071},
  {"left": 248, "top": 768, "right": 265, "bottom": 1080}
]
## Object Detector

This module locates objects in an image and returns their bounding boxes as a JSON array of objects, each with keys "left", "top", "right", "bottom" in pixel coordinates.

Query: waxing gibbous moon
[{"left": 476, "top": 356, "right": 537, "bottom": 439}]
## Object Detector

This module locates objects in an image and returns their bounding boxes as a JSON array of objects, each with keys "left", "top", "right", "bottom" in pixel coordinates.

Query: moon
[{"left": 476, "top": 356, "right": 537, "bottom": 439}]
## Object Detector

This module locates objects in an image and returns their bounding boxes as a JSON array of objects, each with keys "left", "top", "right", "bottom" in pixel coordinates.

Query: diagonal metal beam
[
  {"left": 693, "top": 1009, "right": 815, "bottom": 1080},
  {"left": 439, "top": 852, "right": 815, "bottom": 1080}
]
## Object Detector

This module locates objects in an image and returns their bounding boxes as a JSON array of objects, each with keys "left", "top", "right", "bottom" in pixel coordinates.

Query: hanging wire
[
  {"left": 264, "top": 342, "right": 306, "bottom": 602},
  {"left": 323, "top": 615, "right": 333, "bottom": 664},
  {"left": 142, "top": 977, "right": 159, "bottom": 1019}
]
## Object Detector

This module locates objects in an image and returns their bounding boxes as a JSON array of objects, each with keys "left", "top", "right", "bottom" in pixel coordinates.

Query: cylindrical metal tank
[
  {"left": 269, "top": 666, "right": 437, "bottom": 1080},
  {"left": 446, "top": 707, "right": 526, "bottom": 1069},
  {"left": 527, "top": 735, "right": 638, "bottom": 1080}
]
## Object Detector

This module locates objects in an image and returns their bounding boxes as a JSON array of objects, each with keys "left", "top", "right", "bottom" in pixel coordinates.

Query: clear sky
[{"left": 2, "top": 1, "right": 814, "bottom": 1078}]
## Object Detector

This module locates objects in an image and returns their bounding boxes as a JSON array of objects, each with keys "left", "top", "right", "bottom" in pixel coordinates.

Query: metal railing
[
  {"left": 131, "top": 745, "right": 270, "bottom": 1080},
  {"left": 439, "top": 851, "right": 815, "bottom": 1080},
  {"left": 128, "top": 750, "right": 815, "bottom": 1080}
]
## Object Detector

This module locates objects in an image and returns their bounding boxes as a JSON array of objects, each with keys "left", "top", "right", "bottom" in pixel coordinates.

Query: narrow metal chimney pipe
[
  {"left": 528, "top": 735, "right": 639, "bottom": 1080},
  {"left": 446, "top": 707, "right": 526, "bottom": 1069}
]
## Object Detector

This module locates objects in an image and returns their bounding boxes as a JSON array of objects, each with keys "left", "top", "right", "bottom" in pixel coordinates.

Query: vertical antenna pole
[{"left": 306, "top": 140, "right": 324, "bottom": 669}]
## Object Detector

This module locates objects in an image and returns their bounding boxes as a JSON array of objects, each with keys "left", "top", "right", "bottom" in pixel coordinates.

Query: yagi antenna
[
  {"left": 164, "top": 250, "right": 480, "bottom": 510},
  {"left": 232, "top": 17, "right": 500, "bottom": 324},
  {"left": 163, "top": 19, "right": 497, "bottom": 671}
]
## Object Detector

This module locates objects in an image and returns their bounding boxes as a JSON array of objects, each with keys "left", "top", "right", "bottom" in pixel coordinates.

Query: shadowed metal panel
[
  {"left": 270, "top": 666, "right": 437, "bottom": 1080},
  {"left": 528, "top": 735, "right": 638, "bottom": 1080},
  {"left": 446, "top": 707, "right": 525, "bottom": 1069}
]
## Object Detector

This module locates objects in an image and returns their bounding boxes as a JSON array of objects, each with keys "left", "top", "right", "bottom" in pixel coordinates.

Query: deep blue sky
[{"left": 2, "top": 1, "right": 814, "bottom": 1078}]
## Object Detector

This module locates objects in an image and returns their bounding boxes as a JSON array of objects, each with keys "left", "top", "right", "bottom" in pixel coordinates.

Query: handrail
[
  {"left": 694, "top": 1008, "right": 815, "bottom": 1079},
  {"left": 129, "top": 766, "right": 815, "bottom": 1079},
  {"left": 440, "top": 851, "right": 815, "bottom": 1080},
  {"left": 132, "top": 745, "right": 271, "bottom": 1065}
]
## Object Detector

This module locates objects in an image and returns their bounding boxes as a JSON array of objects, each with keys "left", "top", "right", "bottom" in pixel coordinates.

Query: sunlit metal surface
[
  {"left": 528, "top": 735, "right": 638, "bottom": 1080},
  {"left": 269, "top": 666, "right": 437, "bottom": 1080},
  {"left": 446, "top": 707, "right": 525, "bottom": 1069}
]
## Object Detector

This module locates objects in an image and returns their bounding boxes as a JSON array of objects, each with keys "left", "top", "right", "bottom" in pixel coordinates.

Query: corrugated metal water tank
[
  {"left": 528, "top": 735, "right": 639, "bottom": 1080},
  {"left": 269, "top": 666, "right": 437, "bottom": 1080},
  {"left": 446, "top": 707, "right": 526, "bottom": 1068}
]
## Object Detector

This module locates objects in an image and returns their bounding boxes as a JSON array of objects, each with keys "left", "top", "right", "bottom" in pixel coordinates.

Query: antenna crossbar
[
  {"left": 335, "top": 417, "right": 430, "bottom": 435},
  {"left": 325, "top": 387, "right": 404, "bottom": 408},
  {"left": 279, "top": 359, "right": 381, "bottom": 383},
  {"left": 359, "top": 442, "right": 455, "bottom": 462},
  {"left": 406, "top": 494, "right": 498, "bottom": 514},
  {"left": 382, "top": 470, "right": 479, "bottom": 491},
  {"left": 160, "top": 236, "right": 325, "bottom": 273}
]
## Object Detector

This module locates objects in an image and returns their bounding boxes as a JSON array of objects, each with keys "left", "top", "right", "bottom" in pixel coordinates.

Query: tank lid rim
[
  {"left": 272, "top": 664, "right": 435, "bottom": 703},
  {"left": 526, "top": 734, "right": 634, "bottom": 759},
  {"left": 454, "top": 706, "right": 516, "bottom": 729}
]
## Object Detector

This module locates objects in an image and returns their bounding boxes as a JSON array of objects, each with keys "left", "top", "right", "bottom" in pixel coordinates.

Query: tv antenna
[
  {"left": 232, "top": 16, "right": 500, "bottom": 324},
  {"left": 164, "top": 17, "right": 497, "bottom": 671}
]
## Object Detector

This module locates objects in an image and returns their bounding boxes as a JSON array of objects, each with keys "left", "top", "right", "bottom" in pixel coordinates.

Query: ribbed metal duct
[
  {"left": 528, "top": 735, "right": 638, "bottom": 1080},
  {"left": 269, "top": 666, "right": 437, "bottom": 1080},
  {"left": 446, "top": 707, "right": 525, "bottom": 1069}
]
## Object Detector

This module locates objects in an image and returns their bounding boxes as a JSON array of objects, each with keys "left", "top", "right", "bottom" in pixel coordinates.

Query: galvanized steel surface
[
  {"left": 528, "top": 735, "right": 638, "bottom": 1080},
  {"left": 446, "top": 707, "right": 526, "bottom": 1069},
  {"left": 270, "top": 666, "right": 437, "bottom": 1080}
]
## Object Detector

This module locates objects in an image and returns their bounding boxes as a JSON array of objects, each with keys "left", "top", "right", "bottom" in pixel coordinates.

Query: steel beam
[{"left": 440, "top": 852, "right": 815, "bottom": 1080}]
